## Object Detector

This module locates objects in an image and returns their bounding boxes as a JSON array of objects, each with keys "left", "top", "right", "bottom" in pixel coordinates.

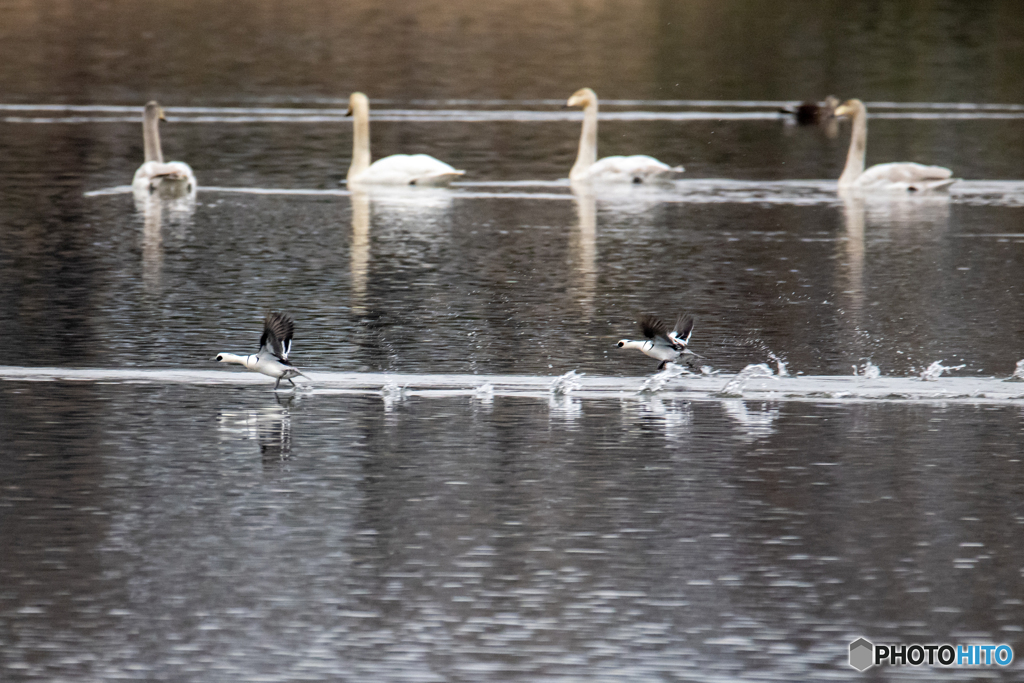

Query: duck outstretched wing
[
  {"left": 639, "top": 315, "right": 672, "bottom": 342},
  {"left": 669, "top": 315, "right": 694, "bottom": 347},
  {"left": 259, "top": 312, "right": 295, "bottom": 360}
]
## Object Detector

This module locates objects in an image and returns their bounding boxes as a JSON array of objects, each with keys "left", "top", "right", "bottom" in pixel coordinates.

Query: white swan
[
  {"left": 565, "top": 87, "right": 684, "bottom": 184},
  {"left": 345, "top": 92, "right": 465, "bottom": 187},
  {"left": 132, "top": 101, "right": 196, "bottom": 194},
  {"left": 833, "top": 99, "right": 955, "bottom": 192}
]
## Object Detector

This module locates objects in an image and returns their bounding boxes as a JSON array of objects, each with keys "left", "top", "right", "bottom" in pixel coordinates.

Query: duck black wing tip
[
  {"left": 638, "top": 314, "right": 669, "bottom": 340},
  {"left": 261, "top": 311, "right": 296, "bottom": 358},
  {"left": 674, "top": 314, "right": 695, "bottom": 344}
]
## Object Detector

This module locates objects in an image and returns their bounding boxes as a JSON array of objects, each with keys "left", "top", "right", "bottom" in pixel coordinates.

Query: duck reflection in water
[{"left": 217, "top": 396, "right": 294, "bottom": 464}]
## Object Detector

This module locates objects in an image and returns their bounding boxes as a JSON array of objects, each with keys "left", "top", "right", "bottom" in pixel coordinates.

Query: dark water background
[{"left": 2, "top": 1, "right": 1024, "bottom": 680}]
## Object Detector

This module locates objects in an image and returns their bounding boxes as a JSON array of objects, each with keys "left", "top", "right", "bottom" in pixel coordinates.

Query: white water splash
[
  {"left": 638, "top": 363, "right": 693, "bottom": 394},
  {"left": 1007, "top": 359, "right": 1024, "bottom": 382},
  {"left": 852, "top": 361, "right": 881, "bottom": 379},
  {"left": 549, "top": 370, "right": 583, "bottom": 396},
  {"left": 4, "top": 366, "right": 1024, "bottom": 404},
  {"left": 473, "top": 383, "right": 495, "bottom": 401},
  {"left": 380, "top": 379, "right": 408, "bottom": 410},
  {"left": 920, "top": 360, "right": 966, "bottom": 381},
  {"left": 767, "top": 352, "right": 788, "bottom": 377},
  {"left": 719, "top": 363, "right": 777, "bottom": 397}
]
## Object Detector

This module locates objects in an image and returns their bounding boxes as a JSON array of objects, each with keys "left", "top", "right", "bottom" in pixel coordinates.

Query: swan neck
[
  {"left": 620, "top": 340, "right": 647, "bottom": 351},
  {"left": 839, "top": 108, "right": 867, "bottom": 186},
  {"left": 348, "top": 103, "right": 371, "bottom": 181},
  {"left": 143, "top": 109, "right": 164, "bottom": 164},
  {"left": 571, "top": 100, "right": 598, "bottom": 178}
]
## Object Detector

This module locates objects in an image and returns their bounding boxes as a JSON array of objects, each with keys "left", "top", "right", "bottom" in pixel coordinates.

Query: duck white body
[
  {"left": 214, "top": 312, "right": 307, "bottom": 390},
  {"left": 345, "top": 92, "right": 464, "bottom": 187},
  {"left": 618, "top": 314, "right": 699, "bottom": 370},
  {"left": 834, "top": 99, "right": 955, "bottom": 192},
  {"left": 132, "top": 101, "right": 196, "bottom": 194},
  {"left": 566, "top": 88, "right": 684, "bottom": 184}
]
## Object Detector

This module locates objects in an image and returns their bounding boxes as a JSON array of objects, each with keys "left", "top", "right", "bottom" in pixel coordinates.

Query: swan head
[
  {"left": 144, "top": 100, "right": 166, "bottom": 122},
  {"left": 833, "top": 99, "right": 866, "bottom": 120},
  {"left": 566, "top": 87, "right": 597, "bottom": 109},
  {"left": 346, "top": 92, "right": 370, "bottom": 117},
  {"left": 617, "top": 340, "right": 626, "bottom": 348}
]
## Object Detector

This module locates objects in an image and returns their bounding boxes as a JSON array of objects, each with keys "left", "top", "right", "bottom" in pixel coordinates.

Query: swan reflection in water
[
  {"left": 347, "top": 187, "right": 454, "bottom": 315},
  {"left": 349, "top": 189, "right": 370, "bottom": 314},
  {"left": 569, "top": 183, "right": 597, "bottom": 321},
  {"left": 134, "top": 189, "right": 195, "bottom": 292},
  {"left": 217, "top": 398, "right": 294, "bottom": 464},
  {"left": 838, "top": 189, "right": 867, "bottom": 317},
  {"left": 836, "top": 187, "right": 951, "bottom": 363}
]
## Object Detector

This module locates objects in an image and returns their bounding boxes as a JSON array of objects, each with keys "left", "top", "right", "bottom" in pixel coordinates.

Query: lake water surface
[{"left": 2, "top": 2, "right": 1024, "bottom": 681}]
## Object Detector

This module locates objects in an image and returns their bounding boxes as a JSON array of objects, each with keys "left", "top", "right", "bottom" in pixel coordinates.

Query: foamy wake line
[
  {"left": 3, "top": 366, "right": 1024, "bottom": 404},
  {"left": 82, "top": 180, "right": 1024, "bottom": 208}
]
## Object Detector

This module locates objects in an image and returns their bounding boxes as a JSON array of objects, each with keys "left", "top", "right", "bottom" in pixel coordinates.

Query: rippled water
[{"left": 3, "top": 2, "right": 1024, "bottom": 681}]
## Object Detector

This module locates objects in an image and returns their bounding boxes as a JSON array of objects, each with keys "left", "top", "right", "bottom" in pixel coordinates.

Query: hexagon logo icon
[{"left": 849, "top": 638, "right": 874, "bottom": 671}]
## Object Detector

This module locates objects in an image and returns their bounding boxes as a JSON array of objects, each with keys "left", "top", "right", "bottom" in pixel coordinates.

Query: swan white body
[
  {"left": 214, "top": 312, "right": 306, "bottom": 390},
  {"left": 834, "top": 99, "right": 955, "bottom": 192},
  {"left": 346, "top": 92, "right": 464, "bottom": 186},
  {"left": 566, "top": 88, "right": 684, "bottom": 184},
  {"left": 132, "top": 101, "right": 196, "bottom": 194},
  {"left": 618, "top": 314, "right": 699, "bottom": 370}
]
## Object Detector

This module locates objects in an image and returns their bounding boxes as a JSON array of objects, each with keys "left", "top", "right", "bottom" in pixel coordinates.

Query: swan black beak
[
  {"left": 344, "top": 107, "right": 353, "bottom": 117},
  {"left": 159, "top": 109, "right": 167, "bottom": 121}
]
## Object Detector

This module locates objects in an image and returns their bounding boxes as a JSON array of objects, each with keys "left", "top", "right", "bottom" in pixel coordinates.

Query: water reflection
[
  {"left": 569, "top": 183, "right": 597, "bottom": 321},
  {"left": 834, "top": 188, "right": 955, "bottom": 371},
  {"left": 133, "top": 189, "right": 195, "bottom": 292},
  {"left": 862, "top": 190, "right": 952, "bottom": 228},
  {"left": 620, "top": 394, "right": 694, "bottom": 445},
  {"left": 548, "top": 392, "right": 582, "bottom": 421},
  {"left": 217, "top": 398, "right": 294, "bottom": 464},
  {"left": 349, "top": 189, "right": 370, "bottom": 314},
  {"left": 837, "top": 189, "right": 866, "bottom": 317},
  {"left": 722, "top": 399, "right": 780, "bottom": 441}
]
